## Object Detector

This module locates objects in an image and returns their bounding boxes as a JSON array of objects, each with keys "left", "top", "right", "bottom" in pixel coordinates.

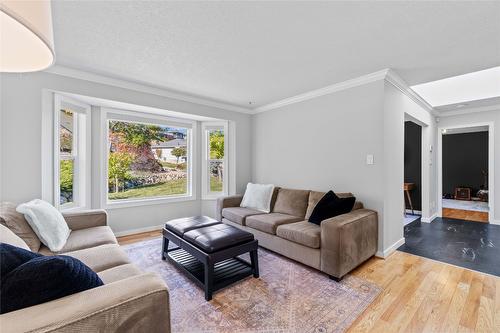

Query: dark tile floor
[{"left": 398, "top": 217, "right": 500, "bottom": 276}]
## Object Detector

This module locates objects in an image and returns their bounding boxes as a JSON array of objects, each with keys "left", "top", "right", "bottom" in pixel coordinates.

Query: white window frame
[
  {"left": 202, "top": 121, "right": 229, "bottom": 199},
  {"left": 53, "top": 94, "right": 91, "bottom": 211},
  {"left": 101, "top": 108, "right": 196, "bottom": 209}
]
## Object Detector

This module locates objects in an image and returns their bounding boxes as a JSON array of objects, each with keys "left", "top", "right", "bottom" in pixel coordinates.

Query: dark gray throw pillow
[
  {"left": 0, "top": 243, "right": 103, "bottom": 314},
  {"left": 308, "top": 190, "right": 356, "bottom": 225}
]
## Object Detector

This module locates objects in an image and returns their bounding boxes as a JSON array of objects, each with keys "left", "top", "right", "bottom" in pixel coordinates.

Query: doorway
[
  {"left": 438, "top": 124, "right": 494, "bottom": 223},
  {"left": 404, "top": 121, "right": 422, "bottom": 225}
]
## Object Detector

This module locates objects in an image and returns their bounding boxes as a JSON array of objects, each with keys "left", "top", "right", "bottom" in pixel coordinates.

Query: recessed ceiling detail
[{"left": 411, "top": 66, "right": 500, "bottom": 107}]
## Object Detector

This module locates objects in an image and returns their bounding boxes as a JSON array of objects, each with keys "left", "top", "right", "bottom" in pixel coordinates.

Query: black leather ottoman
[{"left": 162, "top": 216, "right": 259, "bottom": 300}]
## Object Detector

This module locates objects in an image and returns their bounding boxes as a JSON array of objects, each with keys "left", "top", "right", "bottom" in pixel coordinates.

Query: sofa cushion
[
  {"left": 246, "top": 213, "right": 302, "bottom": 235},
  {"left": 308, "top": 191, "right": 356, "bottom": 225},
  {"left": 16, "top": 199, "right": 71, "bottom": 252},
  {"left": 0, "top": 202, "right": 41, "bottom": 252},
  {"left": 0, "top": 224, "right": 30, "bottom": 251},
  {"left": 0, "top": 251, "right": 103, "bottom": 314},
  {"left": 59, "top": 244, "right": 130, "bottom": 273},
  {"left": 276, "top": 221, "right": 321, "bottom": 249},
  {"left": 221, "top": 207, "right": 264, "bottom": 225},
  {"left": 305, "top": 191, "right": 355, "bottom": 219},
  {"left": 272, "top": 188, "right": 310, "bottom": 218},
  {"left": 352, "top": 201, "right": 364, "bottom": 210},
  {"left": 240, "top": 183, "right": 275, "bottom": 213},
  {"left": 97, "top": 264, "right": 143, "bottom": 284},
  {"left": 0, "top": 243, "right": 41, "bottom": 277},
  {"left": 38, "top": 226, "right": 117, "bottom": 255}
]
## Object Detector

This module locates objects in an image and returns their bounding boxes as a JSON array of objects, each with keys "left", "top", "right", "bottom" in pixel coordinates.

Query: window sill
[
  {"left": 60, "top": 205, "right": 87, "bottom": 213},
  {"left": 104, "top": 195, "right": 196, "bottom": 210},
  {"left": 202, "top": 193, "right": 227, "bottom": 201}
]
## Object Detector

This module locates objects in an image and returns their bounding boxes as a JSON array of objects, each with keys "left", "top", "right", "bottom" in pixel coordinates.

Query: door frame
[
  {"left": 404, "top": 113, "right": 431, "bottom": 222},
  {"left": 437, "top": 122, "right": 495, "bottom": 224}
]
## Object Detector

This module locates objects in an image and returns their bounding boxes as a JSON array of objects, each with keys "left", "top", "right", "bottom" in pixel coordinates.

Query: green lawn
[
  {"left": 210, "top": 176, "right": 223, "bottom": 192},
  {"left": 108, "top": 178, "right": 187, "bottom": 200}
]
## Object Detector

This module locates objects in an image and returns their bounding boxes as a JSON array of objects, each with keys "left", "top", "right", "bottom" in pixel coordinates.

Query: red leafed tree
[{"left": 109, "top": 122, "right": 163, "bottom": 172}]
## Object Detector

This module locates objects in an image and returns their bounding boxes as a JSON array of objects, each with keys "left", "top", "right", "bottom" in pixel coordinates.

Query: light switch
[{"left": 366, "top": 154, "right": 374, "bottom": 165}]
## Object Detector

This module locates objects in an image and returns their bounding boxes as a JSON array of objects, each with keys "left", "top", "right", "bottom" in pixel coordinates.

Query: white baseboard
[
  {"left": 421, "top": 213, "right": 438, "bottom": 223},
  {"left": 405, "top": 209, "right": 422, "bottom": 215},
  {"left": 491, "top": 219, "right": 500, "bottom": 225},
  {"left": 113, "top": 224, "right": 164, "bottom": 237},
  {"left": 375, "top": 237, "right": 405, "bottom": 259}
]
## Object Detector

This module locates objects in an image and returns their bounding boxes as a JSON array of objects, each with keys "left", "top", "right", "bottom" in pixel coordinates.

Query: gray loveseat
[{"left": 216, "top": 188, "right": 378, "bottom": 280}]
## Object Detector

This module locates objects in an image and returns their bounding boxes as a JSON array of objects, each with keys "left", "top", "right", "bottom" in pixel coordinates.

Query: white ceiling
[{"left": 51, "top": 1, "right": 500, "bottom": 109}]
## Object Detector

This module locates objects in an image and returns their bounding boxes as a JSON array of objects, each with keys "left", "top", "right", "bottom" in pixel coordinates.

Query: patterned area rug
[{"left": 124, "top": 237, "right": 380, "bottom": 333}]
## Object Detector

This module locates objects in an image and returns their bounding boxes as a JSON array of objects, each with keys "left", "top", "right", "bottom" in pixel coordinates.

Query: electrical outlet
[{"left": 366, "top": 154, "right": 374, "bottom": 165}]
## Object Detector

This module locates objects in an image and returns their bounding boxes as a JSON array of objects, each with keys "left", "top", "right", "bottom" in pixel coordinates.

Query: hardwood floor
[
  {"left": 117, "top": 229, "right": 162, "bottom": 245},
  {"left": 442, "top": 208, "right": 489, "bottom": 223},
  {"left": 118, "top": 231, "right": 500, "bottom": 333},
  {"left": 348, "top": 251, "right": 500, "bottom": 333}
]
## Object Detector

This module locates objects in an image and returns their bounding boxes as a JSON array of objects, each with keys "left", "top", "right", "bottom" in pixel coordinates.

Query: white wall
[
  {"left": 0, "top": 71, "right": 252, "bottom": 234},
  {"left": 252, "top": 81, "right": 387, "bottom": 253},
  {"left": 382, "top": 82, "right": 437, "bottom": 255},
  {"left": 438, "top": 109, "right": 500, "bottom": 223},
  {"left": 251, "top": 79, "right": 437, "bottom": 256}
]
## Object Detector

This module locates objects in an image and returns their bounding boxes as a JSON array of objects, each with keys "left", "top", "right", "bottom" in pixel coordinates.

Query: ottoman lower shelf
[
  {"left": 167, "top": 248, "right": 253, "bottom": 291},
  {"left": 162, "top": 216, "right": 259, "bottom": 301}
]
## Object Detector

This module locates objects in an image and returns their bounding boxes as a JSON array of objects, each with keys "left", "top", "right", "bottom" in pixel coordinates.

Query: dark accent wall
[
  {"left": 404, "top": 121, "right": 422, "bottom": 211},
  {"left": 442, "top": 131, "right": 488, "bottom": 197}
]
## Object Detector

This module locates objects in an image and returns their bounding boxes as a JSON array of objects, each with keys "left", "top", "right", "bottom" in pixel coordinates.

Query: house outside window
[{"left": 105, "top": 115, "right": 193, "bottom": 204}]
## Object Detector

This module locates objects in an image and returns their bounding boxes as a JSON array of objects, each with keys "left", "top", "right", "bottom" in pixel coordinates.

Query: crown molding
[
  {"left": 436, "top": 103, "right": 500, "bottom": 118},
  {"left": 253, "top": 68, "right": 439, "bottom": 116},
  {"left": 44, "top": 65, "right": 498, "bottom": 118},
  {"left": 254, "top": 69, "right": 390, "bottom": 113},
  {"left": 384, "top": 69, "right": 437, "bottom": 116},
  {"left": 44, "top": 65, "right": 254, "bottom": 114}
]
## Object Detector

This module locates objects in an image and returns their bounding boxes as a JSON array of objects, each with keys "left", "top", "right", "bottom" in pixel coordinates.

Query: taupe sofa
[
  {"left": 216, "top": 188, "right": 378, "bottom": 280},
  {"left": 0, "top": 203, "right": 170, "bottom": 333}
]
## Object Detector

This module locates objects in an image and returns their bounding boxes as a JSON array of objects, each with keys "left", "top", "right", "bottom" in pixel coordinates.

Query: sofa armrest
[
  {"left": 0, "top": 273, "right": 170, "bottom": 333},
  {"left": 216, "top": 195, "right": 243, "bottom": 221},
  {"left": 320, "top": 209, "right": 378, "bottom": 279},
  {"left": 62, "top": 209, "right": 108, "bottom": 230}
]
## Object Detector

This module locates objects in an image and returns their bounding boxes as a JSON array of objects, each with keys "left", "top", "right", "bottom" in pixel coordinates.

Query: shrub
[{"left": 60, "top": 160, "right": 73, "bottom": 192}]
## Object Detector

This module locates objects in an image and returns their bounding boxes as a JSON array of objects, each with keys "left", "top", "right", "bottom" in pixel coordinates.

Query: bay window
[{"left": 45, "top": 93, "right": 231, "bottom": 210}]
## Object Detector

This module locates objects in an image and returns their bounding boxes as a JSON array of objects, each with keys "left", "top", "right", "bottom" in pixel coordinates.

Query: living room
[{"left": 1, "top": 1, "right": 500, "bottom": 332}]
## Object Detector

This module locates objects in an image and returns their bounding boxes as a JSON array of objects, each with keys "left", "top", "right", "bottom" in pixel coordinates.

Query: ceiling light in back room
[{"left": 411, "top": 66, "right": 500, "bottom": 107}]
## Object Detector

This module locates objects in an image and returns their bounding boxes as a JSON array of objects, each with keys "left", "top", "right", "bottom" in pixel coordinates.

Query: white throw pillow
[
  {"left": 16, "top": 199, "right": 71, "bottom": 252},
  {"left": 240, "top": 183, "right": 275, "bottom": 213}
]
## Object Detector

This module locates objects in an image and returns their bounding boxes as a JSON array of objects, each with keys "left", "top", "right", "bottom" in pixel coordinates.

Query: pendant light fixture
[{"left": 0, "top": 0, "right": 55, "bottom": 72}]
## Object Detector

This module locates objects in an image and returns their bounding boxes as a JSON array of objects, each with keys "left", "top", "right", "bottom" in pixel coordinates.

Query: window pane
[
  {"left": 209, "top": 129, "right": 224, "bottom": 159},
  {"left": 60, "top": 109, "right": 73, "bottom": 154},
  {"left": 107, "top": 120, "right": 188, "bottom": 200},
  {"left": 209, "top": 161, "right": 223, "bottom": 192},
  {"left": 60, "top": 159, "right": 74, "bottom": 205}
]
